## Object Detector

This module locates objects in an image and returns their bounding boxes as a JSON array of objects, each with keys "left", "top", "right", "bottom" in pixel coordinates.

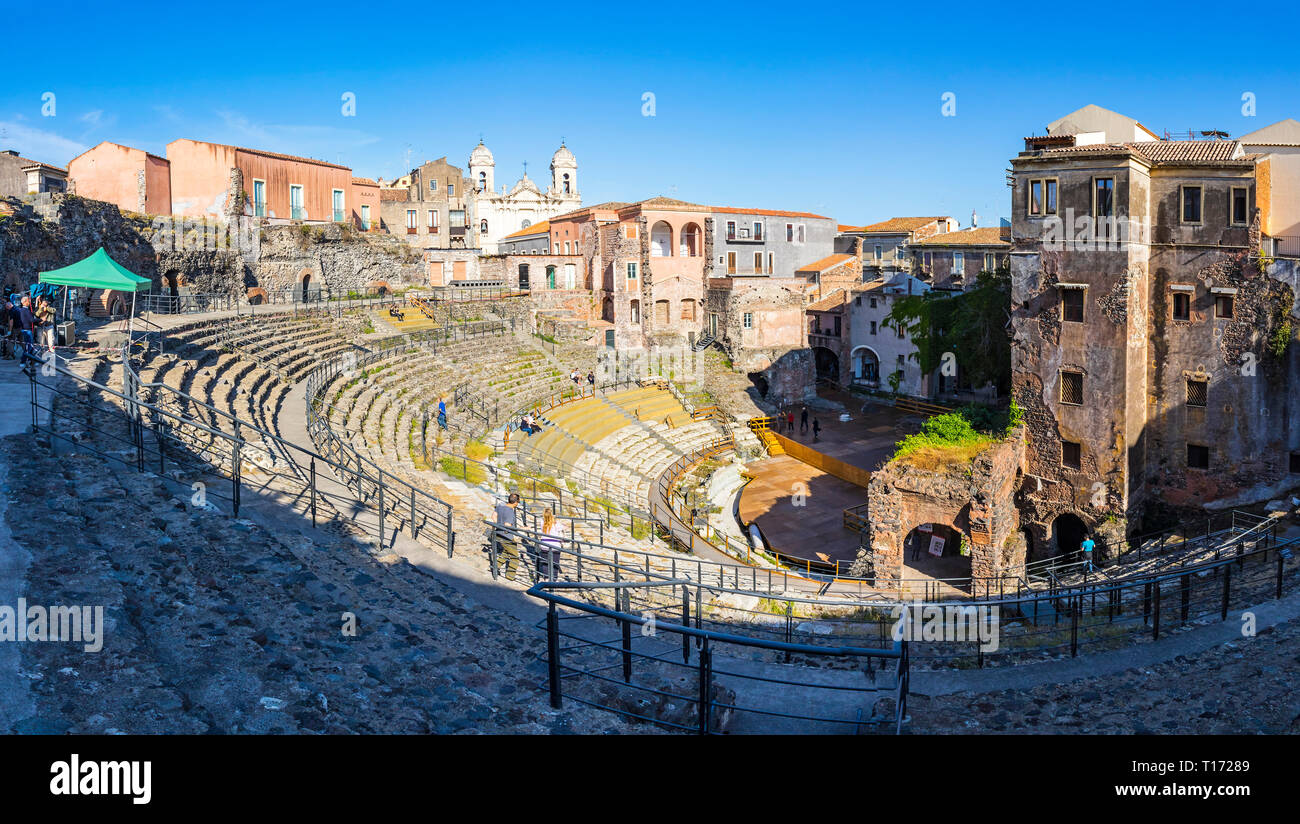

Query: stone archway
[
  {"left": 812, "top": 345, "right": 839, "bottom": 382},
  {"left": 902, "top": 521, "right": 972, "bottom": 591},
  {"left": 245, "top": 287, "right": 268, "bottom": 306},
  {"left": 368, "top": 280, "right": 390, "bottom": 296},
  {"left": 1051, "top": 512, "right": 1089, "bottom": 564}
]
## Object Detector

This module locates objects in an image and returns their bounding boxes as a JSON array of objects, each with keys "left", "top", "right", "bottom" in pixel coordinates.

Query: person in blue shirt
[
  {"left": 436, "top": 397, "right": 447, "bottom": 430},
  {"left": 1080, "top": 535, "right": 1096, "bottom": 572}
]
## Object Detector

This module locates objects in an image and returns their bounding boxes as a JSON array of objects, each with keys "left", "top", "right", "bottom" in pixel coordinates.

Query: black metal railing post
[
  {"left": 697, "top": 636, "right": 712, "bottom": 735},
  {"left": 546, "top": 602, "right": 562, "bottom": 708}
]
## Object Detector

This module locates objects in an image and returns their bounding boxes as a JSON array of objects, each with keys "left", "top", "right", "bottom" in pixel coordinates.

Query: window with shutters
[
  {"left": 1061, "top": 441, "right": 1081, "bottom": 470},
  {"left": 1186, "top": 378, "right": 1208, "bottom": 408},
  {"left": 1062, "top": 289, "right": 1084, "bottom": 323},
  {"left": 1060, "top": 370, "right": 1083, "bottom": 405}
]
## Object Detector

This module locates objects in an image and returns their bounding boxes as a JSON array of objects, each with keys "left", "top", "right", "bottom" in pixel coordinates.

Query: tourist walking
[
  {"left": 800, "top": 406, "right": 809, "bottom": 434},
  {"left": 786, "top": 410, "right": 794, "bottom": 434},
  {"left": 1, "top": 297, "right": 13, "bottom": 360},
  {"left": 535, "top": 509, "right": 566, "bottom": 577},
  {"left": 587, "top": 370, "right": 595, "bottom": 387},
  {"left": 493, "top": 492, "right": 522, "bottom": 581},
  {"left": 437, "top": 397, "right": 447, "bottom": 430},
  {"left": 1080, "top": 533, "right": 1096, "bottom": 572},
  {"left": 812, "top": 417, "right": 821, "bottom": 442}
]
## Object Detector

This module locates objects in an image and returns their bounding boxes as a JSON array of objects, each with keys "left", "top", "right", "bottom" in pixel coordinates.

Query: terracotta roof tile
[
  {"left": 841, "top": 216, "right": 948, "bottom": 234},
  {"left": 795, "top": 253, "right": 856, "bottom": 274},
  {"left": 806, "top": 289, "right": 850, "bottom": 312},
  {"left": 712, "top": 206, "right": 832, "bottom": 220},
  {"left": 351, "top": 177, "right": 377, "bottom": 186},
  {"left": 910, "top": 226, "right": 1011, "bottom": 247},
  {"left": 501, "top": 220, "right": 549, "bottom": 240}
]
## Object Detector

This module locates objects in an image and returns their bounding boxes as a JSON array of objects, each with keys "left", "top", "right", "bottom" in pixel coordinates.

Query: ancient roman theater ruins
[{"left": 4, "top": 118, "right": 1300, "bottom": 733}]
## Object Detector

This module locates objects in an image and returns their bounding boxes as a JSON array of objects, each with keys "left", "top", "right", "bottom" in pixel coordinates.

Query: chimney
[{"left": 971, "top": 210, "right": 978, "bottom": 229}]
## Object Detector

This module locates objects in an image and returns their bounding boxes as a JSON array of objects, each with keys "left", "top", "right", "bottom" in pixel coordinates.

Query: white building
[{"left": 469, "top": 141, "right": 581, "bottom": 253}]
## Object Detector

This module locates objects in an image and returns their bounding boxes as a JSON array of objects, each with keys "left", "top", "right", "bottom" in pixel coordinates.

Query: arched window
[
  {"left": 562, "top": 173, "right": 571, "bottom": 194},
  {"left": 478, "top": 171, "right": 486, "bottom": 192},
  {"left": 521, "top": 218, "right": 531, "bottom": 229},
  {"left": 650, "top": 221, "right": 673, "bottom": 257},
  {"left": 680, "top": 223, "right": 701, "bottom": 257},
  {"left": 480, "top": 220, "right": 489, "bottom": 234},
  {"left": 630, "top": 300, "right": 640, "bottom": 324}
]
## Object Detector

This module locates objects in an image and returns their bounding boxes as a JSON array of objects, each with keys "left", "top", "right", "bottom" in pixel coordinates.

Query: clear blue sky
[{"left": 2, "top": 1, "right": 1292, "bottom": 227}]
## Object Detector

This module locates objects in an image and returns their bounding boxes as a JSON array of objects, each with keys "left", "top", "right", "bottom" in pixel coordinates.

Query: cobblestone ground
[
  {"left": 2, "top": 435, "right": 655, "bottom": 735},
  {"left": 910, "top": 618, "right": 1300, "bottom": 734}
]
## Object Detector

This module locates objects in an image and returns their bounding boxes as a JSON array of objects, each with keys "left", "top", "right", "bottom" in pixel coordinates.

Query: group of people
[
  {"left": 491, "top": 492, "right": 567, "bottom": 581},
  {"left": 2, "top": 292, "right": 56, "bottom": 372},
  {"left": 568, "top": 368, "right": 595, "bottom": 387},
  {"left": 518, "top": 411, "right": 543, "bottom": 435},
  {"left": 387, "top": 306, "right": 406, "bottom": 322},
  {"left": 780, "top": 405, "right": 822, "bottom": 442}
]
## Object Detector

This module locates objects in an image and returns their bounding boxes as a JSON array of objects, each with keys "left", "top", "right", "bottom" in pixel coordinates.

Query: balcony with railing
[
  {"left": 1271, "top": 236, "right": 1300, "bottom": 258},
  {"left": 724, "top": 225, "right": 763, "bottom": 243}
]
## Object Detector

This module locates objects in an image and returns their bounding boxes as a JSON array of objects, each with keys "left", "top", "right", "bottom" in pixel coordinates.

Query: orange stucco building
[{"left": 68, "top": 141, "right": 172, "bottom": 216}]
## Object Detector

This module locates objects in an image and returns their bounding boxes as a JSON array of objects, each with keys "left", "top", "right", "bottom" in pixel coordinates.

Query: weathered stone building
[{"left": 1009, "top": 117, "right": 1300, "bottom": 560}]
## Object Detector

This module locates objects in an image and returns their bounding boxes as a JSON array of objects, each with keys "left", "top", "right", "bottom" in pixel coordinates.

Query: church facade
[{"left": 469, "top": 141, "right": 582, "bottom": 254}]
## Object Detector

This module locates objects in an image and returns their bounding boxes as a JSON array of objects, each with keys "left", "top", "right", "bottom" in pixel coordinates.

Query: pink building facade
[{"left": 67, "top": 141, "right": 171, "bottom": 215}]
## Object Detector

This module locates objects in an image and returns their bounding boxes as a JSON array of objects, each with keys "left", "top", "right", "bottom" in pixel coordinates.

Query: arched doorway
[
  {"left": 545, "top": 266, "right": 556, "bottom": 289},
  {"left": 851, "top": 346, "right": 879, "bottom": 386},
  {"left": 300, "top": 272, "right": 312, "bottom": 302},
  {"left": 1052, "top": 513, "right": 1088, "bottom": 564},
  {"left": 902, "top": 522, "right": 970, "bottom": 591},
  {"left": 650, "top": 221, "right": 673, "bottom": 257},
  {"left": 747, "top": 372, "right": 769, "bottom": 398},
  {"left": 602, "top": 297, "right": 614, "bottom": 322},
  {"left": 813, "top": 346, "right": 839, "bottom": 382},
  {"left": 518, "top": 263, "right": 530, "bottom": 290},
  {"left": 163, "top": 271, "right": 180, "bottom": 313}
]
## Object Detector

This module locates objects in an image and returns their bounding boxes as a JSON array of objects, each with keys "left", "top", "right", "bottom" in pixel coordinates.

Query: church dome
[
  {"left": 470, "top": 141, "right": 494, "bottom": 167},
  {"left": 550, "top": 142, "right": 576, "bottom": 167}
]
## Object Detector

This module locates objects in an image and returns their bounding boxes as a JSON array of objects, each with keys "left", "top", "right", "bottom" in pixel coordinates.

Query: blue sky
[{"left": 2, "top": 1, "right": 1293, "bottom": 227}]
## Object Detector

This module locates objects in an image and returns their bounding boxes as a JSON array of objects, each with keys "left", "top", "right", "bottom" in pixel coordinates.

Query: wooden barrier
[
  {"left": 894, "top": 397, "right": 953, "bottom": 417},
  {"left": 769, "top": 431, "right": 872, "bottom": 489}
]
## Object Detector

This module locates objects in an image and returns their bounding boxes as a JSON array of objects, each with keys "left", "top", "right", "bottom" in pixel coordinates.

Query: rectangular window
[
  {"left": 427, "top": 210, "right": 436, "bottom": 230},
  {"left": 1182, "top": 186, "right": 1203, "bottom": 223},
  {"left": 753, "top": 222, "right": 763, "bottom": 241},
  {"left": 786, "top": 223, "right": 794, "bottom": 242},
  {"left": 625, "top": 224, "right": 637, "bottom": 239},
  {"left": 252, "top": 179, "right": 266, "bottom": 216},
  {"left": 1231, "top": 187, "right": 1248, "bottom": 226},
  {"left": 1045, "top": 179, "right": 1058, "bottom": 214},
  {"left": 627, "top": 262, "right": 637, "bottom": 279},
  {"left": 406, "top": 210, "right": 417, "bottom": 234},
  {"left": 985, "top": 253, "right": 995, "bottom": 271},
  {"left": 767, "top": 252, "right": 774, "bottom": 274},
  {"left": 447, "top": 182, "right": 454, "bottom": 197},
  {"left": 290, "top": 184, "right": 305, "bottom": 220},
  {"left": 1062, "top": 289, "right": 1084, "bottom": 323},
  {"left": 953, "top": 252, "right": 964, "bottom": 276},
  {"left": 797, "top": 224, "right": 805, "bottom": 243},
  {"left": 727, "top": 252, "right": 737, "bottom": 274},
  {"left": 874, "top": 244, "right": 883, "bottom": 260},
  {"left": 564, "top": 241, "right": 571, "bottom": 254},
  {"left": 870, "top": 320, "right": 877, "bottom": 335},
  {"left": 922, "top": 252, "right": 932, "bottom": 269},
  {"left": 869, "top": 297, "right": 877, "bottom": 308},
  {"left": 1061, "top": 441, "right": 1081, "bottom": 470},
  {"left": 896, "top": 322, "right": 905, "bottom": 339},
  {"left": 1187, "top": 444, "right": 1209, "bottom": 470},
  {"left": 754, "top": 252, "right": 763, "bottom": 273},
  {"left": 1094, "top": 178, "right": 1114, "bottom": 218},
  {"left": 1060, "top": 370, "right": 1084, "bottom": 405},
  {"left": 1215, "top": 294, "right": 1234, "bottom": 319},
  {"left": 360, "top": 204, "right": 370, "bottom": 230},
  {"left": 332, "top": 189, "right": 345, "bottom": 222},
  {"left": 726, "top": 221, "right": 736, "bottom": 240},
  {"left": 429, "top": 179, "right": 437, "bottom": 194},
  {"left": 1186, "top": 378, "right": 1208, "bottom": 408},
  {"left": 743, "top": 312, "right": 753, "bottom": 329},
  {"left": 1172, "top": 292, "right": 1190, "bottom": 321},
  {"left": 1029, "top": 180, "right": 1043, "bottom": 215}
]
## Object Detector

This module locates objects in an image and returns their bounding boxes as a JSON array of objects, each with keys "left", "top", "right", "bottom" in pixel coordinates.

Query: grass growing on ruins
[{"left": 891, "top": 402, "right": 1021, "bottom": 471}]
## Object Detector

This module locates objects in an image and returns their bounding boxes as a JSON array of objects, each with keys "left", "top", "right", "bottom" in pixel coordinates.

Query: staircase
[
  {"left": 746, "top": 416, "right": 784, "bottom": 456},
  {"left": 692, "top": 330, "right": 716, "bottom": 352}
]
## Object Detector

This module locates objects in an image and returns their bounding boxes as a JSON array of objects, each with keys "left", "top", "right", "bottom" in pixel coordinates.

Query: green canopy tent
[{"left": 38, "top": 247, "right": 153, "bottom": 345}]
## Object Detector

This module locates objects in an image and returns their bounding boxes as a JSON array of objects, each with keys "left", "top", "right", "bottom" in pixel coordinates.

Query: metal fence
[
  {"left": 529, "top": 580, "right": 909, "bottom": 734},
  {"left": 135, "top": 289, "right": 406, "bottom": 317}
]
